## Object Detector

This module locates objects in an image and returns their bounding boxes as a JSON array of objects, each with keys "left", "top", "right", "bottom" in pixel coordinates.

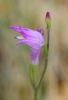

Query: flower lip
[{"left": 14, "top": 36, "right": 25, "bottom": 40}]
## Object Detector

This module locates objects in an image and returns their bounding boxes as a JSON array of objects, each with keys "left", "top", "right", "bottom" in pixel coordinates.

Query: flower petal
[
  {"left": 16, "top": 38, "right": 41, "bottom": 49},
  {"left": 9, "top": 26, "right": 22, "bottom": 33},
  {"left": 30, "top": 48, "right": 40, "bottom": 65}
]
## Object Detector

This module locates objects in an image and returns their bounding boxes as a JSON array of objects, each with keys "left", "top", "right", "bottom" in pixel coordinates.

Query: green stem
[
  {"left": 34, "top": 89, "right": 38, "bottom": 100},
  {"left": 37, "top": 57, "right": 48, "bottom": 91},
  {"left": 47, "top": 29, "right": 50, "bottom": 50}
]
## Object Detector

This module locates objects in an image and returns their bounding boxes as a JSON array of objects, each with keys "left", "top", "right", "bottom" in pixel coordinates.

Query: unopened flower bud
[{"left": 45, "top": 12, "right": 51, "bottom": 29}]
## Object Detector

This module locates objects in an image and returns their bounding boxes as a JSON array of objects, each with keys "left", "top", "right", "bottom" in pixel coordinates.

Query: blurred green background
[{"left": 0, "top": 0, "right": 68, "bottom": 100}]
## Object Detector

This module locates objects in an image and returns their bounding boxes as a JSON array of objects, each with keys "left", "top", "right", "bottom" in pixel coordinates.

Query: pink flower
[{"left": 9, "top": 26, "right": 44, "bottom": 65}]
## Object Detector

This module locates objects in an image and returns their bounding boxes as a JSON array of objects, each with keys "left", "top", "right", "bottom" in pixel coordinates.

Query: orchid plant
[{"left": 9, "top": 12, "right": 51, "bottom": 100}]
